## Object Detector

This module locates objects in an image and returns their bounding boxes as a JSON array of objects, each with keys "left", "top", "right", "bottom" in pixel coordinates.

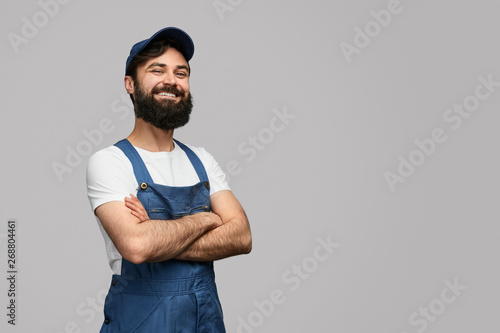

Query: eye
[
  {"left": 149, "top": 68, "right": 164, "bottom": 74},
  {"left": 176, "top": 72, "right": 188, "bottom": 77}
]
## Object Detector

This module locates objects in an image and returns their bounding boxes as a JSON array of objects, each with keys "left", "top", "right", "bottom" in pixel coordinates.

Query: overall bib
[{"left": 100, "top": 139, "right": 225, "bottom": 333}]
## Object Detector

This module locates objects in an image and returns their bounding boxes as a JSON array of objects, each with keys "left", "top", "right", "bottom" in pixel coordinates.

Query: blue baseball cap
[{"left": 125, "top": 27, "right": 194, "bottom": 74}]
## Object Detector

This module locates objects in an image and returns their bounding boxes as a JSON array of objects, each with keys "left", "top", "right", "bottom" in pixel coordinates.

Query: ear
[{"left": 124, "top": 76, "right": 135, "bottom": 95}]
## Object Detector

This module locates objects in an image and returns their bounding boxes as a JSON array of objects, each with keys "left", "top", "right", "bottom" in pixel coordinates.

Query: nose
[{"left": 162, "top": 71, "right": 177, "bottom": 86}]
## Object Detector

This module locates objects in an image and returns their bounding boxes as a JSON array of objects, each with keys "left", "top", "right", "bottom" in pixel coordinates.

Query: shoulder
[
  {"left": 177, "top": 142, "right": 218, "bottom": 165},
  {"left": 178, "top": 141, "right": 230, "bottom": 193},
  {"left": 86, "top": 145, "right": 134, "bottom": 180},
  {"left": 88, "top": 145, "right": 130, "bottom": 168},
  {"left": 86, "top": 144, "right": 138, "bottom": 211}
]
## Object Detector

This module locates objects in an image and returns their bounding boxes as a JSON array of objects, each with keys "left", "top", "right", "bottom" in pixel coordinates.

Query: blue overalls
[{"left": 100, "top": 139, "right": 226, "bottom": 333}]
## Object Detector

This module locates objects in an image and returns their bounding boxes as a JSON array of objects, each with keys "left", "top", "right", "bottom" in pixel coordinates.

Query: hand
[
  {"left": 193, "top": 211, "right": 223, "bottom": 229},
  {"left": 124, "top": 194, "right": 150, "bottom": 222}
]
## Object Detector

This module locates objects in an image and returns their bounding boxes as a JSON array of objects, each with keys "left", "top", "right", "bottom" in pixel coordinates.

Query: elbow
[
  {"left": 239, "top": 218, "right": 252, "bottom": 255},
  {"left": 243, "top": 243, "right": 252, "bottom": 255},
  {"left": 118, "top": 238, "right": 152, "bottom": 264},
  {"left": 119, "top": 236, "right": 177, "bottom": 264},
  {"left": 242, "top": 233, "right": 252, "bottom": 255},
  {"left": 125, "top": 254, "right": 146, "bottom": 265},
  {"left": 121, "top": 247, "right": 148, "bottom": 265}
]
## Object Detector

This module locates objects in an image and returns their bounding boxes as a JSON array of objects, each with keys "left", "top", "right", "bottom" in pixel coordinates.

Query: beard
[{"left": 133, "top": 82, "right": 193, "bottom": 131}]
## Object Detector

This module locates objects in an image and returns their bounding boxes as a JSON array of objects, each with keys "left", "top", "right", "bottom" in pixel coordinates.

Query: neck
[{"left": 127, "top": 118, "right": 175, "bottom": 152}]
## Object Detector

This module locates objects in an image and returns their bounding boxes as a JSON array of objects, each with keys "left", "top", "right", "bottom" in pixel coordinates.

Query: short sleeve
[
  {"left": 86, "top": 147, "right": 138, "bottom": 213},
  {"left": 192, "top": 147, "right": 231, "bottom": 195}
]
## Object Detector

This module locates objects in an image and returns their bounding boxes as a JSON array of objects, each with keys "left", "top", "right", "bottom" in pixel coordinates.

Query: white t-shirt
[{"left": 86, "top": 141, "right": 230, "bottom": 274}]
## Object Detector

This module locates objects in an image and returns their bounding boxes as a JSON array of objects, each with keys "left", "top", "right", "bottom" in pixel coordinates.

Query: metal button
[
  {"left": 111, "top": 280, "right": 117, "bottom": 286},
  {"left": 204, "top": 181, "right": 210, "bottom": 189},
  {"left": 104, "top": 318, "right": 110, "bottom": 325},
  {"left": 140, "top": 183, "right": 148, "bottom": 190}
]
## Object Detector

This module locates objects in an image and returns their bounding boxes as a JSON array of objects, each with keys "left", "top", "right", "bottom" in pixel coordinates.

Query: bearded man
[{"left": 86, "top": 27, "right": 252, "bottom": 332}]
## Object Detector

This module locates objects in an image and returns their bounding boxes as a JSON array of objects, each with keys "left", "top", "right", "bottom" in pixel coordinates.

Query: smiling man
[{"left": 86, "top": 27, "right": 252, "bottom": 332}]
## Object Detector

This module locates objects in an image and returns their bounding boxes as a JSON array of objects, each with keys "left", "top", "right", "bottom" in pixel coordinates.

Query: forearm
[
  {"left": 174, "top": 215, "right": 252, "bottom": 261},
  {"left": 129, "top": 212, "right": 220, "bottom": 263},
  {"left": 120, "top": 190, "right": 251, "bottom": 262}
]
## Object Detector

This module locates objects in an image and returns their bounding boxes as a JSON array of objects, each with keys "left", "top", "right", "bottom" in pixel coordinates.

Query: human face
[
  {"left": 131, "top": 46, "right": 190, "bottom": 103},
  {"left": 125, "top": 48, "right": 193, "bottom": 130}
]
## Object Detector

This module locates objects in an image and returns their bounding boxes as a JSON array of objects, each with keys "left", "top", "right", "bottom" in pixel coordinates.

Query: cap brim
[{"left": 126, "top": 27, "right": 194, "bottom": 74}]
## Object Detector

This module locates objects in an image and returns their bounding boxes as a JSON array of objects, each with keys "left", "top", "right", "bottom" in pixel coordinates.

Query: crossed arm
[{"left": 95, "top": 190, "right": 252, "bottom": 264}]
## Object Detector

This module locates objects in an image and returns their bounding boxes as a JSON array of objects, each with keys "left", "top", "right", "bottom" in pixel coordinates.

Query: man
[{"left": 86, "top": 27, "right": 252, "bottom": 332}]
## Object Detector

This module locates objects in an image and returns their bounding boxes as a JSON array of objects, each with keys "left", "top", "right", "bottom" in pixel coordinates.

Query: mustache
[{"left": 151, "top": 85, "right": 184, "bottom": 96}]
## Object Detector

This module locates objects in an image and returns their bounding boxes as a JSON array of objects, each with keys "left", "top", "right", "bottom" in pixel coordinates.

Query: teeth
[{"left": 158, "top": 92, "right": 176, "bottom": 97}]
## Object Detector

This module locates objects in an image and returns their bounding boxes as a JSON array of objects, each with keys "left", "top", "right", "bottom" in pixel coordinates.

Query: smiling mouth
[{"left": 156, "top": 92, "right": 179, "bottom": 98}]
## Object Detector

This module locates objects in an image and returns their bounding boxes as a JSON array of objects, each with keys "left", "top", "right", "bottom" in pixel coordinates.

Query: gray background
[{"left": 1, "top": 0, "right": 499, "bottom": 332}]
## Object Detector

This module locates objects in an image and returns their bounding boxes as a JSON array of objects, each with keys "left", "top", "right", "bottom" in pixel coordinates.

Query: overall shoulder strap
[
  {"left": 173, "top": 139, "right": 209, "bottom": 183},
  {"left": 114, "top": 139, "right": 154, "bottom": 184}
]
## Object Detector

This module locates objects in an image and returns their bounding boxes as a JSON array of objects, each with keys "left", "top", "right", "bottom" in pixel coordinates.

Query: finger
[
  {"left": 130, "top": 210, "right": 142, "bottom": 218},
  {"left": 131, "top": 198, "right": 141, "bottom": 206},
  {"left": 131, "top": 210, "right": 149, "bottom": 222},
  {"left": 125, "top": 198, "right": 141, "bottom": 208},
  {"left": 126, "top": 204, "right": 143, "bottom": 216},
  {"left": 131, "top": 212, "right": 145, "bottom": 222},
  {"left": 124, "top": 201, "right": 136, "bottom": 209},
  {"left": 128, "top": 204, "right": 147, "bottom": 218},
  {"left": 130, "top": 208, "right": 145, "bottom": 218},
  {"left": 127, "top": 196, "right": 139, "bottom": 205},
  {"left": 125, "top": 198, "right": 139, "bottom": 208}
]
